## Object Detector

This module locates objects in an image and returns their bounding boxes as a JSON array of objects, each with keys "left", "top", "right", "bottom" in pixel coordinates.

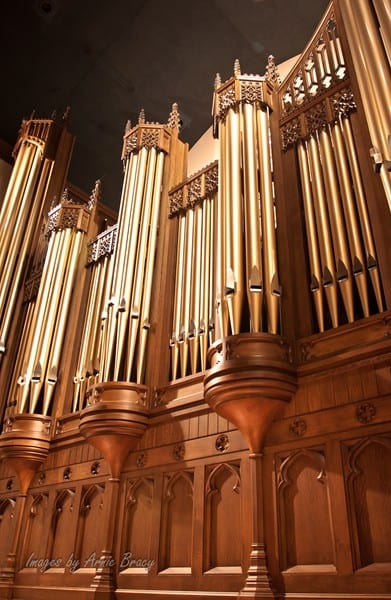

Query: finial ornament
[
  {"left": 89, "top": 179, "right": 101, "bottom": 209},
  {"left": 234, "top": 59, "right": 241, "bottom": 76},
  {"left": 124, "top": 119, "right": 132, "bottom": 134},
  {"left": 167, "top": 102, "right": 181, "bottom": 130},
  {"left": 50, "top": 109, "right": 57, "bottom": 121},
  {"left": 62, "top": 106, "right": 71, "bottom": 122},
  {"left": 214, "top": 73, "right": 222, "bottom": 89},
  {"left": 138, "top": 108, "right": 146, "bottom": 124},
  {"left": 265, "top": 55, "right": 281, "bottom": 85}
]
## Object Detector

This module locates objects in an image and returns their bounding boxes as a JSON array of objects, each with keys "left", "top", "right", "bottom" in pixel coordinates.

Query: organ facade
[{"left": 0, "top": 1, "right": 390, "bottom": 599}]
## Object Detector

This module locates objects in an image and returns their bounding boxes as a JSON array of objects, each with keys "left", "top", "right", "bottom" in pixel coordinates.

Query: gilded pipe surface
[
  {"left": 297, "top": 141, "right": 325, "bottom": 331},
  {"left": 102, "top": 152, "right": 140, "bottom": 381},
  {"left": 30, "top": 228, "right": 73, "bottom": 413},
  {"left": 0, "top": 158, "right": 52, "bottom": 353},
  {"left": 200, "top": 197, "right": 211, "bottom": 371},
  {"left": 215, "top": 121, "right": 227, "bottom": 339},
  {"left": 17, "top": 229, "right": 62, "bottom": 413},
  {"left": 342, "top": 116, "right": 384, "bottom": 311},
  {"left": 114, "top": 147, "right": 149, "bottom": 379},
  {"left": 73, "top": 261, "right": 101, "bottom": 410},
  {"left": 308, "top": 135, "right": 339, "bottom": 327},
  {"left": 8, "top": 302, "right": 35, "bottom": 414},
  {"left": 338, "top": 0, "right": 391, "bottom": 207},
  {"left": 332, "top": 120, "right": 369, "bottom": 317},
  {"left": 43, "top": 230, "right": 84, "bottom": 415},
  {"left": 257, "top": 106, "right": 279, "bottom": 333},
  {"left": 372, "top": 0, "right": 391, "bottom": 62},
  {"left": 96, "top": 254, "right": 115, "bottom": 384},
  {"left": 189, "top": 202, "right": 203, "bottom": 374},
  {"left": 208, "top": 196, "right": 216, "bottom": 349},
  {"left": 180, "top": 208, "right": 195, "bottom": 378},
  {"left": 171, "top": 213, "right": 186, "bottom": 380},
  {"left": 242, "top": 102, "right": 263, "bottom": 333},
  {"left": 225, "top": 108, "right": 244, "bottom": 335},
  {"left": 0, "top": 145, "right": 37, "bottom": 311},
  {"left": 137, "top": 150, "right": 165, "bottom": 383},
  {"left": 319, "top": 127, "right": 354, "bottom": 322},
  {"left": 0, "top": 143, "right": 33, "bottom": 272}
]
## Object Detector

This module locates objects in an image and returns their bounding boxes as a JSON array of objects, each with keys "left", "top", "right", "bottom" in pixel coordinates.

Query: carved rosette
[
  {"left": 79, "top": 382, "right": 149, "bottom": 477},
  {"left": 204, "top": 334, "right": 297, "bottom": 453},
  {"left": 0, "top": 414, "right": 52, "bottom": 494}
]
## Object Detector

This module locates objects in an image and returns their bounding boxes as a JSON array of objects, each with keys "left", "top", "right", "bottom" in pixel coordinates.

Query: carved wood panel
[
  {"left": 277, "top": 449, "right": 335, "bottom": 570},
  {"left": 159, "top": 470, "right": 194, "bottom": 570},
  {"left": 0, "top": 498, "right": 15, "bottom": 567},
  {"left": 49, "top": 488, "right": 76, "bottom": 563},
  {"left": 75, "top": 484, "right": 105, "bottom": 568},
  {"left": 204, "top": 462, "right": 241, "bottom": 571},
  {"left": 21, "top": 493, "right": 49, "bottom": 568},
  {"left": 121, "top": 477, "right": 154, "bottom": 570},
  {"left": 344, "top": 436, "right": 391, "bottom": 569}
]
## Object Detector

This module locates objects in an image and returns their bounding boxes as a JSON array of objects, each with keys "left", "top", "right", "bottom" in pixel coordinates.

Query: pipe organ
[{"left": 0, "top": 2, "right": 390, "bottom": 600}]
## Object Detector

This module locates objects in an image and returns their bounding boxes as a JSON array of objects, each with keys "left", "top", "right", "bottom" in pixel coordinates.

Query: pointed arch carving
[
  {"left": 159, "top": 470, "right": 194, "bottom": 571},
  {"left": 0, "top": 498, "right": 16, "bottom": 568},
  {"left": 75, "top": 483, "right": 105, "bottom": 567},
  {"left": 121, "top": 477, "right": 154, "bottom": 568},
  {"left": 22, "top": 493, "right": 49, "bottom": 568},
  {"left": 48, "top": 488, "right": 76, "bottom": 563},
  {"left": 204, "top": 461, "right": 242, "bottom": 571},
  {"left": 276, "top": 448, "right": 335, "bottom": 571},
  {"left": 344, "top": 436, "right": 391, "bottom": 568}
]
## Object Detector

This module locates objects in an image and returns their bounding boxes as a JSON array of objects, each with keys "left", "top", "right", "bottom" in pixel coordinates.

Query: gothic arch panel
[
  {"left": 75, "top": 484, "right": 105, "bottom": 568},
  {"left": 121, "top": 477, "right": 154, "bottom": 568},
  {"left": 0, "top": 498, "right": 16, "bottom": 568},
  {"left": 22, "top": 493, "right": 49, "bottom": 568},
  {"left": 159, "top": 471, "right": 194, "bottom": 571},
  {"left": 204, "top": 462, "right": 241, "bottom": 571},
  {"left": 50, "top": 488, "right": 76, "bottom": 562},
  {"left": 277, "top": 449, "right": 335, "bottom": 570},
  {"left": 345, "top": 437, "right": 391, "bottom": 568}
]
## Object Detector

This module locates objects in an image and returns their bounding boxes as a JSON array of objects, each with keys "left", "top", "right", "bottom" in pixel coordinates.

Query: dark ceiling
[{"left": 0, "top": 0, "right": 328, "bottom": 211}]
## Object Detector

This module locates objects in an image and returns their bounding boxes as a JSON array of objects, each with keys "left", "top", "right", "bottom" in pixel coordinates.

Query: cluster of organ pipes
[
  {"left": 169, "top": 165, "right": 217, "bottom": 380},
  {"left": 73, "top": 106, "right": 180, "bottom": 409},
  {"left": 297, "top": 117, "right": 383, "bottom": 332},
  {"left": 214, "top": 62, "right": 281, "bottom": 339},
  {"left": 8, "top": 190, "right": 93, "bottom": 416},
  {"left": 0, "top": 130, "right": 53, "bottom": 361}
]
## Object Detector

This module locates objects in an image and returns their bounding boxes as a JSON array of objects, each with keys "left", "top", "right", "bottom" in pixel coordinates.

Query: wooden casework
[{"left": 0, "top": 1, "right": 391, "bottom": 599}]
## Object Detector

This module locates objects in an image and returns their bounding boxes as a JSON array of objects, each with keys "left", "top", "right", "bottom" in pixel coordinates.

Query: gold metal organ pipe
[
  {"left": 297, "top": 141, "right": 325, "bottom": 331},
  {"left": 43, "top": 229, "right": 84, "bottom": 415},
  {"left": 0, "top": 143, "right": 33, "bottom": 269},
  {"left": 308, "top": 135, "right": 339, "bottom": 328},
  {"left": 342, "top": 117, "right": 384, "bottom": 312},
  {"left": 200, "top": 197, "right": 211, "bottom": 371},
  {"left": 208, "top": 196, "right": 216, "bottom": 348},
  {"left": 338, "top": 0, "right": 391, "bottom": 207},
  {"left": 0, "top": 158, "right": 52, "bottom": 353},
  {"left": 113, "top": 147, "right": 149, "bottom": 380},
  {"left": 180, "top": 207, "right": 195, "bottom": 377},
  {"left": 0, "top": 145, "right": 37, "bottom": 313},
  {"left": 137, "top": 150, "right": 165, "bottom": 383},
  {"left": 225, "top": 108, "right": 244, "bottom": 335},
  {"left": 30, "top": 228, "right": 73, "bottom": 413},
  {"left": 256, "top": 106, "right": 280, "bottom": 334},
  {"left": 242, "top": 101, "right": 263, "bottom": 333},
  {"left": 102, "top": 152, "right": 139, "bottom": 381},
  {"left": 318, "top": 127, "right": 354, "bottom": 323},
  {"left": 215, "top": 121, "right": 227, "bottom": 339},
  {"left": 8, "top": 303, "right": 35, "bottom": 415},
  {"left": 372, "top": 0, "right": 391, "bottom": 63},
  {"left": 125, "top": 148, "right": 157, "bottom": 380},
  {"left": 331, "top": 120, "right": 370, "bottom": 317},
  {"left": 171, "top": 213, "right": 186, "bottom": 380},
  {"left": 17, "top": 229, "right": 63, "bottom": 412},
  {"left": 189, "top": 202, "right": 203, "bottom": 374},
  {"left": 96, "top": 253, "right": 115, "bottom": 384}
]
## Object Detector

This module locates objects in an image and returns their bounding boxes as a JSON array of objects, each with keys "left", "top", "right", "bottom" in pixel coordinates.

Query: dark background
[{"left": 0, "top": 0, "right": 328, "bottom": 210}]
